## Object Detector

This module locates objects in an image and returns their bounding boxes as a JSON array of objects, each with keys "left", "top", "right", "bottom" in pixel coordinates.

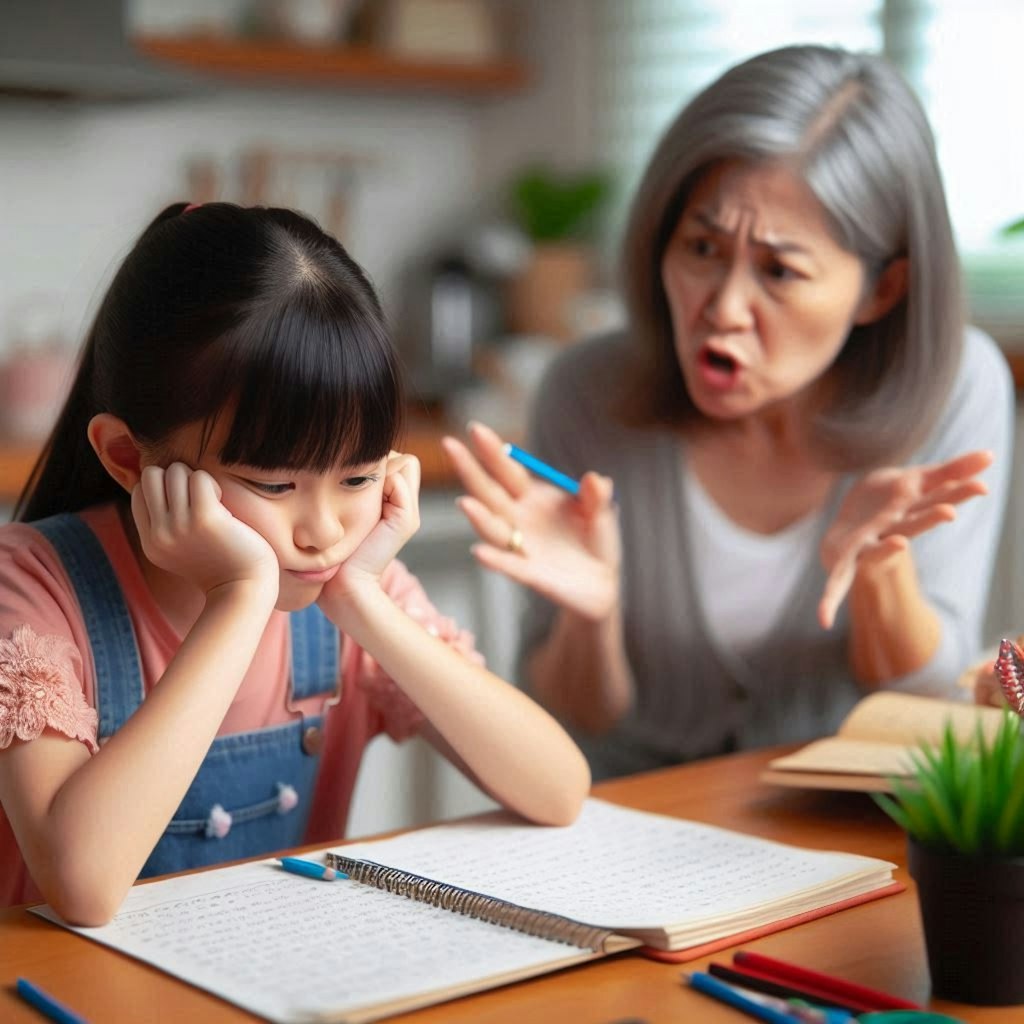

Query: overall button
[{"left": 302, "top": 725, "right": 323, "bottom": 756}]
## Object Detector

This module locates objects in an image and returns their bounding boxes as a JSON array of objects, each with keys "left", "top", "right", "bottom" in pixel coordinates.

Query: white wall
[{"left": 0, "top": 89, "right": 477, "bottom": 356}]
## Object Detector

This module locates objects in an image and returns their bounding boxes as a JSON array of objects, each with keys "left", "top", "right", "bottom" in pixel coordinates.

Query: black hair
[{"left": 16, "top": 202, "right": 404, "bottom": 521}]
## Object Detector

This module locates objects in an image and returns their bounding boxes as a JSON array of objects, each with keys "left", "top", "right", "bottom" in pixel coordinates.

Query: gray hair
[{"left": 621, "top": 44, "right": 963, "bottom": 469}]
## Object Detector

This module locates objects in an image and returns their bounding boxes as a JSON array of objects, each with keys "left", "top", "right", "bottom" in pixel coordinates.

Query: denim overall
[{"left": 33, "top": 514, "right": 340, "bottom": 877}]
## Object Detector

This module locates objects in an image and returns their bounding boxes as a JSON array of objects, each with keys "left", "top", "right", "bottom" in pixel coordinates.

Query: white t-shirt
[{"left": 683, "top": 469, "right": 825, "bottom": 653}]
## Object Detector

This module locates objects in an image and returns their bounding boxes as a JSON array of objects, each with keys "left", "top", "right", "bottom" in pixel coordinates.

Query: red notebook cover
[{"left": 639, "top": 879, "right": 906, "bottom": 963}]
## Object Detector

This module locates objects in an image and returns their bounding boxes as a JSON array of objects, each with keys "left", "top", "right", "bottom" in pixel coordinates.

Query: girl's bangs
[{"left": 210, "top": 298, "right": 402, "bottom": 473}]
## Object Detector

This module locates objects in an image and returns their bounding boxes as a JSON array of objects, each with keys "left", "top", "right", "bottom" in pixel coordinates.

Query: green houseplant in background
[
  {"left": 962, "top": 214, "right": 1024, "bottom": 346},
  {"left": 874, "top": 710, "right": 1024, "bottom": 1005},
  {"left": 504, "top": 165, "right": 612, "bottom": 342}
]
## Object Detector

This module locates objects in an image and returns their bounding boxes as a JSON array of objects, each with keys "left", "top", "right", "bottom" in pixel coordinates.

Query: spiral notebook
[{"left": 31, "top": 798, "right": 899, "bottom": 1024}]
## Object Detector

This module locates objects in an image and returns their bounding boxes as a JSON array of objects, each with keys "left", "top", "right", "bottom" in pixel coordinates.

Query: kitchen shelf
[
  {"left": 0, "top": 441, "right": 40, "bottom": 508},
  {"left": 134, "top": 35, "right": 528, "bottom": 94}
]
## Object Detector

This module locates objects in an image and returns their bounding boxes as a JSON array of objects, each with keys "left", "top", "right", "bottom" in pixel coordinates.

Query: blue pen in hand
[
  {"left": 278, "top": 856, "right": 348, "bottom": 881},
  {"left": 503, "top": 443, "right": 581, "bottom": 497},
  {"left": 16, "top": 978, "right": 91, "bottom": 1024}
]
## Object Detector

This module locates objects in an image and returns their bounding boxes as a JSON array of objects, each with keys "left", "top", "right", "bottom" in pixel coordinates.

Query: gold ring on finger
[{"left": 506, "top": 527, "right": 525, "bottom": 556}]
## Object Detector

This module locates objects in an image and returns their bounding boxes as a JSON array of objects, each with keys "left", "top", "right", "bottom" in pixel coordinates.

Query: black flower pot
[{"left": 908, "top": 836, "right": 1024, "bottom": 1005}]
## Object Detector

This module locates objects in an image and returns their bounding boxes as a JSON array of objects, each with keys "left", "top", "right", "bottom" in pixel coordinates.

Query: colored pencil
[{"left": 734, "top": 951, "right": 922, "bottom": 1012}]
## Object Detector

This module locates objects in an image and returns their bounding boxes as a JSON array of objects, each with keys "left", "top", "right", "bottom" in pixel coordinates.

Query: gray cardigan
[{"left": 520, "top": 327, "right": 1014, "bottom": 780}]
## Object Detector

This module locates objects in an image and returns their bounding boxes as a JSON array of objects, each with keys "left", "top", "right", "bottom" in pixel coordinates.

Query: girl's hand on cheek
[
  {"left": 131, "top": 463, "right": 280, "bottom": 598},
  {"left": 320, "top": 452, "right": 421, "bottom": 612}
]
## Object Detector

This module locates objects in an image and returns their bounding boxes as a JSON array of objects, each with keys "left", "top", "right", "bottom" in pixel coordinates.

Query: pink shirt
[{"left": 0, "top": 504, "right": 482, "bottom": 907}]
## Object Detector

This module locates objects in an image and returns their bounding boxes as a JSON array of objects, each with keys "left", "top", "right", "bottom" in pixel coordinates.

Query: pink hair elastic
[{"left": 183, "top": 202, "right": 203, "bottom": 213}]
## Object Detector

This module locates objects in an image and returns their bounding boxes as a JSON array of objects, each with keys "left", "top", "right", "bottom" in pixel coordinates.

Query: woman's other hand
[
  {"left": 131, "top": 463, "right": 279, "bottom": 597},
  {"left": 443, "top": 422, "right": 620, "bottom": 622},
  {"left": 818, "top": 450, "right": 993, "bottom": 629}
]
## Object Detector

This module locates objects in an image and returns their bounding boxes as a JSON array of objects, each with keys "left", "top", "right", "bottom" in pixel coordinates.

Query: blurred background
[{"left": 0, "top": 0, "right": 1021, "bottom": 836}]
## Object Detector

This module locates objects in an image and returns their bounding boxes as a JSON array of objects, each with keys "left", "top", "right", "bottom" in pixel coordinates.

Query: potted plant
[
  {"left": 874, "top": 706, "right": 1024, "bottom": 1005},
  {"left": 504, "top": 165, "right": 612, "bottom": 342}
]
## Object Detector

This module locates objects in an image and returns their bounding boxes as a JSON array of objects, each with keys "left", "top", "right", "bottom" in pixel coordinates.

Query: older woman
[{"left": 444, "top": 45, "right": 1013, "bottom": 779}]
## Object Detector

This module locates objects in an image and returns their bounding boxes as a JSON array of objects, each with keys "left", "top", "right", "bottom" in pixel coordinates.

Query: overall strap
[
  {"left": 32, "top": 513, "right": 144, "bottom": 739},
  {"left": 288, "top": 603, "right": 340, "bottom": 700}
]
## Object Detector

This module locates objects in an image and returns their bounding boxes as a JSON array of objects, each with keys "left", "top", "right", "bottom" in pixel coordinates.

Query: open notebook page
[
  {"left": 31, "top": 859, "right": 602, "bottom": 1024},
  {"left": 334, "top": 798, "right": 893, "bottom": 947}
]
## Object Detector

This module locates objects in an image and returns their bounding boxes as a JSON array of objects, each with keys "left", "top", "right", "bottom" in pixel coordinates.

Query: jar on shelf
[{"left": 0, "top": 297, "right": 75, "bottom": 442}]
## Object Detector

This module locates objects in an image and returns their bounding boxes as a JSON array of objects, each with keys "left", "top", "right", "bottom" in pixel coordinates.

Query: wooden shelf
[
  {"left": 134, "top": 35, "right": 528, "bottom": 94},
  {"left": 0, "top": 441, "right": 40, "bottom": 507}
]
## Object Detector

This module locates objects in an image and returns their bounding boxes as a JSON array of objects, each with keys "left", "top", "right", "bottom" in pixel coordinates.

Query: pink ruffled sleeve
[
  {"left": 0, "top": 625, "right": 98, "bottom": 752},
  {"left": 354, "top": 561, "right": 486, "bottom": 742}
]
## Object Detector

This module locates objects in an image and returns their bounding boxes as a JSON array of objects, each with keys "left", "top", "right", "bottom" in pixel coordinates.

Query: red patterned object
[{"left": 995, "top": 638, "right": 1024, "bottom": 714}]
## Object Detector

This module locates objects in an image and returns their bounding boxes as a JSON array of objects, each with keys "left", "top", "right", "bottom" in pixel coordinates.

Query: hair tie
[{"left": 183, "top": 202, "right": 203, "bottom": 213}]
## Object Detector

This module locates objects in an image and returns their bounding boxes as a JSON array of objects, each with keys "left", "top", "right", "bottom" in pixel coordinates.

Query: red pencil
[{"left": 733, "top": 951, "right": 922, "bottom": 1011}]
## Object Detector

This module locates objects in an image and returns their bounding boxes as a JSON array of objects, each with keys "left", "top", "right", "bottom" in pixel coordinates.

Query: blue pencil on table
[
  {"left": 503, "top": 443, "right": 581, "bottom": 497},
  {"left": 684, "top": 971, "right": 803, "bottom": 1024},
  {"left": 16, "top": 978, "right": 91, "bottom": 1024},
  {"left": 277, "top": 856, "right": 347, "bottom": 881}
]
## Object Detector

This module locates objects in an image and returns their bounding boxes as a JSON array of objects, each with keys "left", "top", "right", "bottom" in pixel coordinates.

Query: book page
[
  {"left": 336, "top": 798, "right": 892, "bottom": 945},
  {"left": 31, "top": 859, "right": 600, "bottom": 1024},
  {"left": 767, "top": 737, "right": 917, "bottom": 777},
  {"left": 836, "top": 691, "right": 1003, "bottom": 747}
]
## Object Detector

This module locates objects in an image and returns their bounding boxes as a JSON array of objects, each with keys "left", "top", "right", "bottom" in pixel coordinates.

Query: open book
[
  {"left": 31, "top": 799, "right": 898, "bottom": 1024},
  {"left": 761, "top": 691, "right": 1006, "bottom": 793}
]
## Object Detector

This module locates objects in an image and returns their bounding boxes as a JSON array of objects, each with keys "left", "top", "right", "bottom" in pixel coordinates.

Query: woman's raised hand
[
  {"left": 443, "top": 422, "right": 620, "bottom": 621},
  {"left": 818, "top": 450, "right": 994, "bottom": 629},
  {"left": 131, "top": 463, "right": 279, "bottom": 597}
]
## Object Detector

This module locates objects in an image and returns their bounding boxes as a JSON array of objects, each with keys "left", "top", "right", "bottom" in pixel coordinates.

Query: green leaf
[
  {"left": 509, "top": 166, "right": 613, "bottom": 242},
  {"left": 995, "top": 767, "right": 1024, "bottom": 854},
  {"left": 879, "top": 709, "right": 1024, "bottom": 854},
  {"left": 1002, "top": 216, "right": 1024, "bottom": 237},
  {"left": 959, "top": 757, "right": 985, "bottom": 854},
  {"left": 873, "top": 791, "right": 913, "bottom": 832},
  {"left": 917, "top": 770, "right": 966, "bottom": 850}
]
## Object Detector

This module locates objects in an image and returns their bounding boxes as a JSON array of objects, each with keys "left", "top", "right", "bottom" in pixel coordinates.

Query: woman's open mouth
[{"left": 696, "top": 345, "right": 741, "bottom": 389}]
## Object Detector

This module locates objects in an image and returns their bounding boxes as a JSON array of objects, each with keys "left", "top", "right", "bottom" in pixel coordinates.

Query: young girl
[{"left": 0, "top": 202, "right": 590, "bottom": 925}]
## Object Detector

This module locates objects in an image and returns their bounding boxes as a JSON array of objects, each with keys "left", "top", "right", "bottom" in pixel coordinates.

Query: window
[{"left": 596, "top": 0, "right": 1024, "bottom": 327}]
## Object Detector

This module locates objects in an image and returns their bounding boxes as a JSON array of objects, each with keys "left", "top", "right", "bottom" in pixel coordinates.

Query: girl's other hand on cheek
[
  {"left": 131, "top": 463, "right": 279, "bottom": 598},
  {"left": 321, "top": 452, "right": 422, "bottom": 611}
]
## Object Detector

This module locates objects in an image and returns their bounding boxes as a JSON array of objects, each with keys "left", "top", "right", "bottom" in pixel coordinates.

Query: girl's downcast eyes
[
  {"left": 238, "top": 474, "right": 381, "bottom": 495},
  {"left": 247, "top": 481, "right": 294, "bottom": 495}
]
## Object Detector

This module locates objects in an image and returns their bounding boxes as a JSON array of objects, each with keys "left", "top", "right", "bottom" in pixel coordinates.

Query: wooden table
[{"left": 0, "top": 746, "right": 1017, "bottom": 1023}]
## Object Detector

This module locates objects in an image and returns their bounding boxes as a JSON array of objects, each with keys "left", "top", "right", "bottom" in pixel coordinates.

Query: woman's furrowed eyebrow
[{"left": 690, "top": 210, "right": 812, "bottom": 256}]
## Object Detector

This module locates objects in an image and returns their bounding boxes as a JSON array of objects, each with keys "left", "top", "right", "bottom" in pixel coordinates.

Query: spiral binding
[{"left": 324, "top": 853, "right": 613, "bottom": 952}]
